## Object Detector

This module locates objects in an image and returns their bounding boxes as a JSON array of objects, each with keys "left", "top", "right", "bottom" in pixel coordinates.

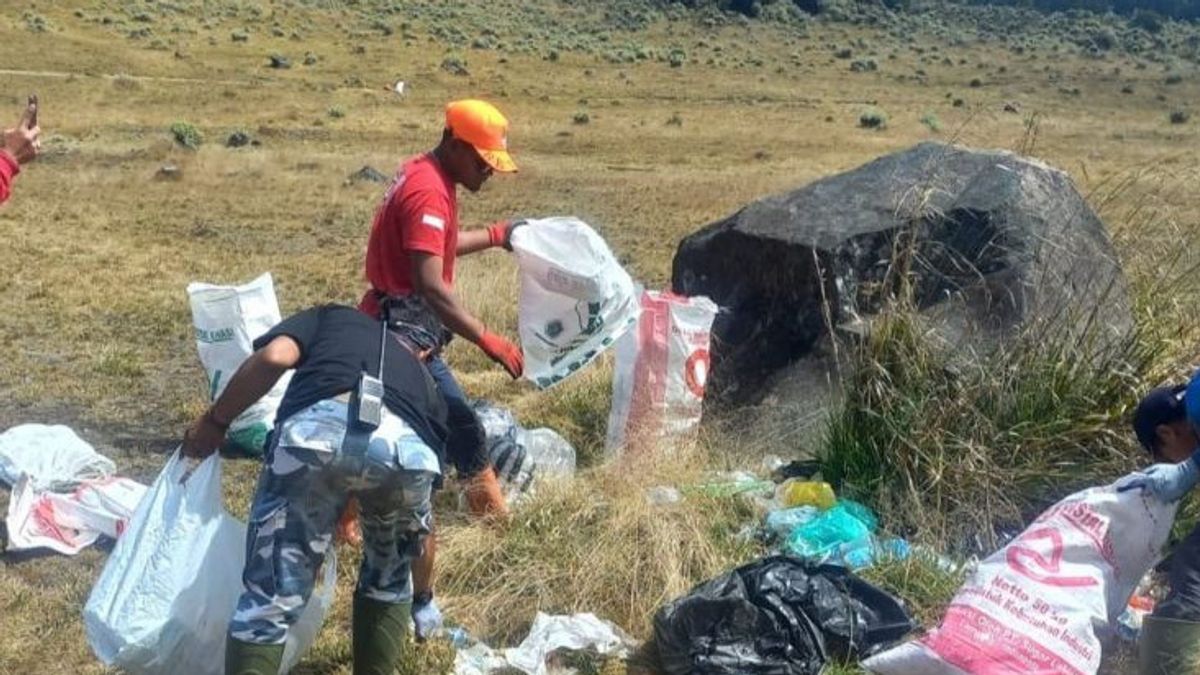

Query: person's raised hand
[
  {"left": 2, "top": 95, "right": 41, "bottom": 166},
  {"left": 477, "top": 331, "right": 523, "bottom": 379}
]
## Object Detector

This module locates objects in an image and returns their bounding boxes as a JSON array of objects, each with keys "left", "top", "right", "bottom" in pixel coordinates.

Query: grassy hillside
[{"left": 0, "top": 1, "right": 1198, "bottom": 672}]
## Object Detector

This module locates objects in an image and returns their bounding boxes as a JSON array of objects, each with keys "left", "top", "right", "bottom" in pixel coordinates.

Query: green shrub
[
  {"left": 920, "top": 112, "right": 942, "bottom": 132},
  {"left": 573, "top": 111, "right": 591, "bottom": 125},
  {"left": 859, "top": 107, "right": 888, "bottom": 129},
  {"left": 169, "top": 121, "right": 203, "bottom": 149}
]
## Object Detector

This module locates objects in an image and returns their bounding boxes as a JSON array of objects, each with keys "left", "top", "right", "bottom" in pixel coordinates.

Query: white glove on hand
[
  {"left": 1117, "top": 454, "right": 1200, "bottom": 503},
  {"left": 412, "top": 597, "right": 443, "bottom": 641}
]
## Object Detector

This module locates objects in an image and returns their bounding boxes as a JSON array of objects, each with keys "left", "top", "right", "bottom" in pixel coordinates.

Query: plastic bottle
[
  {"left": 446, "top": 626, "right": 474, "bottom": 649},
  {"left": 522, "top": 428, "right": 576, "bottom": 477},
  {"left": 778, "top": 480, "right": 837, "bottom": 510},
  {"left": 764, "top": 506, "right": 820, "bottom": 540}
]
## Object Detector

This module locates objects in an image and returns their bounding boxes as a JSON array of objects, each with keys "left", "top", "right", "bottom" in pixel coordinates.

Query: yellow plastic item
[{"left": 779, "top": 480, "right": 837, "bottom": 510}]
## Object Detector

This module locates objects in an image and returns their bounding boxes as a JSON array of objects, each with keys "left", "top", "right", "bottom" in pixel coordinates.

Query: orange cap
[{"left": 445, "top": 99, "right": 517, "bottom": 173}]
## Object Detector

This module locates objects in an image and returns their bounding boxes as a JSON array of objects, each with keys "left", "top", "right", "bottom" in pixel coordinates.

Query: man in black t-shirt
[{"left": 181, "top": 305, "right": 448, "bottom": 675}]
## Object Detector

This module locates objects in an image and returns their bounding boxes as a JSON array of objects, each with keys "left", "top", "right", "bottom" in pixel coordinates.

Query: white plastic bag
[
  {"left": 0, "top": 423, "right": 115, "bottom": 491},
  {"left": 453, "top": 612, "right": 634, "bottom": 675},
  {"left": 187, "top": 273, "right": 292, "bottom": 456},
  {"left": 6, "top": 476, "right": 147, "bottom": 555},
  {"left": 84, "top": 452, "right": 334, "bottom": 675},
  {"left": 605, "top": 290, "right": 718, "bottom": 454},
  {"left": 504, "top": 612, "right": 634, "bottom": 675},
  {"left": 60, "top": 477, "right": 149, "bottom": 538},
  {"left": 864, "top": 479, "right": 1178, "bottom": 675},
  {"left": 510, "top": 218, "right": 639, "bottom": 389}
]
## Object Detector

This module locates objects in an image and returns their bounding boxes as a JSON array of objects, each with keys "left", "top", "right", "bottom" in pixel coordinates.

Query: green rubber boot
[
  {"left": 225, "top": 637, "right": 284, "bottom": 675},
  {"left": 352, "top": 595, "right": 412, "bottom": 675},
  {"left": 1140, "top": 614, "right": 1200, "bottom": 675}
]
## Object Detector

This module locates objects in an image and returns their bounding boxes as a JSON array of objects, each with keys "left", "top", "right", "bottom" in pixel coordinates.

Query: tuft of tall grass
[{"left": 819, "top": 166, "right": 1200, "bottom": 553}]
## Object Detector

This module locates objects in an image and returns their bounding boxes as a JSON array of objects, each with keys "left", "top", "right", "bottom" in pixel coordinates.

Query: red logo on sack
[
  {"left": 684, "top": 349, "right": 710, "bottom": 398},
  {"left": 1006, "top": 526, "right": 1098, "bottom": 588}
]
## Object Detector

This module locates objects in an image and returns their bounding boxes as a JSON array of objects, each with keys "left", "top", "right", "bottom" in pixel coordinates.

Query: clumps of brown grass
[{"left": 435, "top": 442, "right": 762, "bottom": 644}]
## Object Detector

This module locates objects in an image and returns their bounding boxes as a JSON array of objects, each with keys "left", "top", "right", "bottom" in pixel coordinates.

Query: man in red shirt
[
  {"left": 1, "top": 96, "right": 41, "bottom": 204},
  {"left": 356, "top": 99, "right": 524, "bottom": 639}
]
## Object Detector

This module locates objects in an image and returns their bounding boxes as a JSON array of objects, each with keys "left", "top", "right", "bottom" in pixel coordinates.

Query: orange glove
[
  {"left": 335, "top": 497, "right": 363, "bottom": 546},
  {"left": 464, "top": 466, "right": 509, "bottom": 518},
  {"left": 485, "top": 219, "right": 527, "bottom": 251},
  {"left": 478, "top": 330, "right": 523, "bottom": 379}
]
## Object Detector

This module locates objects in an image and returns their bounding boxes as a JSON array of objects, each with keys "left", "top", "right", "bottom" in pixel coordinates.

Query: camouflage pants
[{"left": 229, "top": 400, "right": 437, "bottom": 645}]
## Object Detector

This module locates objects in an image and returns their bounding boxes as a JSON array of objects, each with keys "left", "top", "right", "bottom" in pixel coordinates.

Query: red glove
[
  {"left": 485, "top": 219, "right": 527, "bottom": 251},
  {"left": 478, "top": 330, "right": 524, "bottom": 379}
]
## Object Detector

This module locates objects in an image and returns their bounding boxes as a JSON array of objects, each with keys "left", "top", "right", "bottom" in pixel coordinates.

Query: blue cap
[
  {"left": 1188, "top": 371, "right": 1200, "bottom": 428},
  {"left": 1134, "top": 385, "right": 1187, "bottom": 453}
]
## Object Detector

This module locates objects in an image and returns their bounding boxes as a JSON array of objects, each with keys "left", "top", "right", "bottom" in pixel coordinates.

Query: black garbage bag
[{"left": 652, "top": 555, "right": 915, "bottom": 675}]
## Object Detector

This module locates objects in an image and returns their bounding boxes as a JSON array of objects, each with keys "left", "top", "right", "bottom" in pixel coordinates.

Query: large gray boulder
[{"left": 672, "top": 142, "right": 1131, "bottom": 428}]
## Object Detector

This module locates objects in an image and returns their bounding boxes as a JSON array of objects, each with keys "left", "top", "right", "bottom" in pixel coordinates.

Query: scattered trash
[
  {"left": 0, "top": 424, "right": 116, "bottom": 492},
  {"left": 268, "top": 53, "right": 291, "bottom": 69},
  {"left": 864, "top": 478, "right": 1178, "bottom": 675},
  {"left": 842, "top": 538, "right": 912, "bottom": 571},
  {"left": 154, "top": 163, "right": 182, "bottom": 181},
  {"left": 8, "top": 475, "right": 146, "bottom": 555},
  {"left": 452, "top": 612, "right": 635, "bottom": 675},
  {"left": 0, "top": 424, "right": 146, "bottom": 555},
  {"left": 605, "top": 289, "right": 717, "bottom": 454},
  {"left": 764, "top": 505, "right": 820, "bottom": 540},
  {"left": 392, "top": 80, "right": 407, "bottom": 96},
  {"left": 784, "top": 500, "right": 877, "bottom": 561},
  {"left": 645, "top": 485, "right": 682, "bottom": 506},
  {"left": 474, "top": 402, "right": 577, "bottom": 505},
  {"left": 524, "top": 428, "right": 575, "bottom": 478},
  {"left": 683, "top": 471, "right": 774, "bottom": 499},
  {"left": 475, "top": 402, "right": 535, "bottom": 502},
  {"left": 187, "top": 273, "right": 292, "bottom": 457},
  {"left": 1117, "top": 593, "right": 1155, "bottom": 642},
  {"left": 771, "top": 458, "right": 822, "bottom": 482},
  {"left": 346, "top": 165, "right": 389, "bottom": 185},
  {"left": 510, "top": 217, "right": 639, "bottom": 389},
  {"left": 778, "top": 479, "right": 836, "bottom": 509},
  {"left": 653, "top": 556, "right": 914, "bottom": 674},
  {"left": 84, "top": 451, "right": 333, "bottom": 675}
]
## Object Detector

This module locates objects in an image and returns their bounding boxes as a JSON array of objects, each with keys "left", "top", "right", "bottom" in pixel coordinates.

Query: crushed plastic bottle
[
  {"left": 764, "top": 506, "right": 821, "bottom": 540},
  {"left": 446, "top": 626, "right": 475, "bottom": 649},
  {"left": 522, "top": 428, "right": 576, "bottom": 477},
  {"left": 1117, "top": 595, "right": 1155, "bottom": 641},
  {"left": 844, "top": 538, "right": 913, "bottom": 570},
  {"left": 778, "top": 480, "right": 837, "bottom": 510}
]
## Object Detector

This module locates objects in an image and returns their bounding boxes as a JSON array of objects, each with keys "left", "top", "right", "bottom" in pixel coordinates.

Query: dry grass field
[{"left": 1, "top": 1, "right": 1198, "bottom": 672}]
